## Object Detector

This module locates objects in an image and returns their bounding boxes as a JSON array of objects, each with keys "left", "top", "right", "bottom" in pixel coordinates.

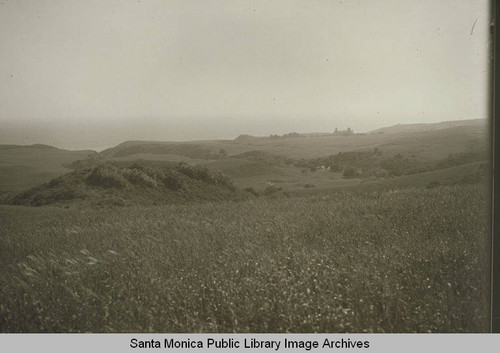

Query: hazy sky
[{"left": 0, "top": 0, "right": 491, "bottom": 150}]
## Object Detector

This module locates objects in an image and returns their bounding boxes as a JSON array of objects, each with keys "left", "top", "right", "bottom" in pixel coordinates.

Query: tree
[{"left": 343, "top": 168, "right": 359, "bottom": 178}]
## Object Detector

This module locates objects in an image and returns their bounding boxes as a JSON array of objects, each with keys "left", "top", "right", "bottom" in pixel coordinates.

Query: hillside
[
  {"left": 0, "top": 144, "right": 96, "bottom": 198},
  {"left": 1, "top": 118, "right": 489, "bottom": 203},
  {"left": 286, "top": 161, "right": 489, "bottom": 195},
  {"left": 368, "top": 118, "right": 487, "bottom": 135},
  {"left": 10, "top": 162, "right": 246, "bottom": 207},
  {"left": 99, "top": 140, "right": 224, "bottom": 160},
  {"left": 94, "top": 120, "right": 487, "bottom": 162}
]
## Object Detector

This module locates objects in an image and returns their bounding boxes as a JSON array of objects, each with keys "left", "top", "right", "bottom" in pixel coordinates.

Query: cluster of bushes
[
  {"left": 86, "top": 163, "right": 167, "bottom": 189},
  {"left": 381, "top": 152, "right": 488, "bottom": 178},
  {"left": 296, "top": 149, "right": 386, "bottom": 178},
  {"left": 177, "top": 164, "right": 234, "bottom": 189},
  {"left": 459, "top": 163, "right": 490, "bottom": 185},
  {"left": 11, "top": 178, "right": 84, "bottom": 206},
  {"left": 127, "top": 164, "right": 183, "bottom": 190},
  {"left": 234, "top": 151, "right": 295, "bottom": 166},
  {"left": 435, "top": 151, "right": 488, "bottom": 170},
  {"left": 262, "top": 185, "right": 282, "bottom": 196},
  {"left": 123, "top": 168, "right": 159, "bottom": 188},
  {"left": 84, "top": 162, "right": 236, "bottom": 192},
  {"left": 269, "top": 132, "right": 304, "bottom": 139},
  {"left": 86, "top": 164, "right": 130, "bottom": 189},
  {"left": 295, "top": 148, "right": 488, "bottom": 180},
  {"left": 9, "top": 162, "right": 240, "bottom": 207},
  {"left": 244, "top": 187, "right": 259, "bottom": 196},
  {"left": 243, "top": 185, "right": 286, "bottom": 197},
  {"left": 379, "top": 154, "right": 425, "bottom": 177}
]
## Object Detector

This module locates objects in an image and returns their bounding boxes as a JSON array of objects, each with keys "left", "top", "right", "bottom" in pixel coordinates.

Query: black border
[{"left": 492, "top": 0, "right": 499, "bottom": 334}]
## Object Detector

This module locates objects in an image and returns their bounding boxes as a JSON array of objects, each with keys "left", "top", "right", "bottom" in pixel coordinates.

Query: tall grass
[{"left": 0, "top": 184, "right": 490, "bottom": 332}]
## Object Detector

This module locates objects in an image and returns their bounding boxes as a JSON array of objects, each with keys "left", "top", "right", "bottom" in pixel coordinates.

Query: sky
[{"left": 0, "top": 0, "right": 491, "bottom": 150}]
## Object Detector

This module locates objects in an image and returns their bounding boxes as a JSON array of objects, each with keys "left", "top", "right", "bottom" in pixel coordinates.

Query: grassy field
[{"left": 0, "top": 184, "right": 490, "bottom": 332}]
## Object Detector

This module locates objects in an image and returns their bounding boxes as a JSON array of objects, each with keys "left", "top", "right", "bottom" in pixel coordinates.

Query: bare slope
[{"left": 368, "top": 118, "right": 487, "bottom": 134}]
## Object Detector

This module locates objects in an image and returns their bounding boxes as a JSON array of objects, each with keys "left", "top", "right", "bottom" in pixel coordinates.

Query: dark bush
[
  {"left": 178, "top": 165, "right": 234, "bottom": 189},
  {"left": 329, "top": 164, "right": 342, "bottom": 172},
  {"left": 244, "top": 187, "right": 259, "bottom": 196},
  {"left": 263, "top": 185, "right": 281, "bottom": 196},
  {"left": 123, "top": 169, "right": 158, "bottom": 188},
  {"left": 48, "top": 176, "right": 64, "bottom": 187},
  {"left": 162, "top": 172, "right": 184, "bottom": 190},
  {"left": 86, "top": 164, "right": 128, "bottom": 189},
  {"left": 426, "top": 181, "right": 441, "bottom": 189},
  {"left": 343, "top": 168, "right": 360, "bottom": 178}
]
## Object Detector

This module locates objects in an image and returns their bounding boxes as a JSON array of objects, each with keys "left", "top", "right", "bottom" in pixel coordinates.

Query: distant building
[{"left": 334, "top": 127, "right": 354, "bottom": 136}]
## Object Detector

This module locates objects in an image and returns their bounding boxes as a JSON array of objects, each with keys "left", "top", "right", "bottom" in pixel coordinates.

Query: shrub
[
  {"left": 244, "top": 187, "right": 259, "bottom": 196},
  {"left": 48, "top": 176, "right": 64, "bottom": 187},
  {"left": 123, "top": 169, "right": 158, "bottom": 188},
  {"left": 178, "top": 165, "right": 234, "bottom": 189},
  {"left": 263, "top": 185, "right": 281, "bottom": 196},
  {"left": 343, "top": 168, "right": 359, "bottom": 178},
  {"left": 426, "top": 181, "right": 441, "bottom": 189},
  {"left": 329, "top": 165, "right": 342, "bottom": 172},
  {"left": 86, "top": 164, "right": 128, "bottom": 189},
  {"left": 161, "top": 172, "right": 184, "bottom": 190}
]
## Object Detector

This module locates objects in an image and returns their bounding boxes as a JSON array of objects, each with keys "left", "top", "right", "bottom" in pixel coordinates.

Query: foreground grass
[{"left": 0, "top": 184, "right": 490, "bottom": 332}]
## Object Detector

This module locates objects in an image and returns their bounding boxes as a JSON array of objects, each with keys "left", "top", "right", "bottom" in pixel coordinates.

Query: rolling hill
[
  {"left": 93, "top": 120, "right": 487, "bottom": 162},
  {"left": 10, "top": 161, "right": 246, "bottom": 207},
  {"left": 368, "top": 118, "right": 487, "bottom": 134},
  {"left": 1, "top": 118, "right": 489, "bottom": 204},
  {"left": 84, "top": 120, "right": 487, "bottom": 193},
  {"left": 0, "top": 144, "right": 96, "bottom": 199}
]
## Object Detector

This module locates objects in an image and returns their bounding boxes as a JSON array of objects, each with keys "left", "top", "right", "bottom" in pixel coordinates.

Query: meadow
[{"left": 0, "top": 183, "right": 490, "bottom": 332}]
